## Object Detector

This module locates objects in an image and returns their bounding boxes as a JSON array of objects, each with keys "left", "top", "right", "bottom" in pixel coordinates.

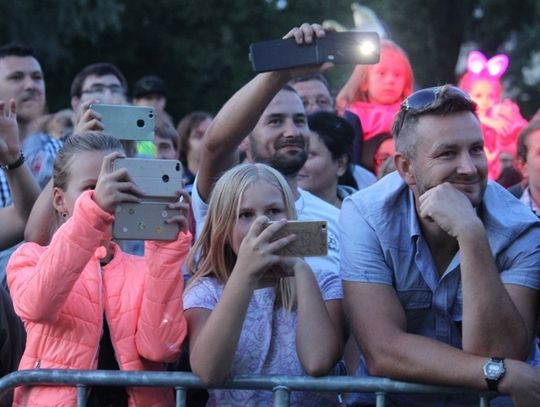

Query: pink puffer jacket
[
  {"left": 7, "top": 191, "right": 191, "bottom": 407},
  {"left": 346, "top": 101, "right": 401, "bottom": 141}
]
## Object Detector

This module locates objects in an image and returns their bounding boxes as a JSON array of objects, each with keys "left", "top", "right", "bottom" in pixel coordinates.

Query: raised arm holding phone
[{"left": 193, "top": 23, "right": 345, "bottom": 282}]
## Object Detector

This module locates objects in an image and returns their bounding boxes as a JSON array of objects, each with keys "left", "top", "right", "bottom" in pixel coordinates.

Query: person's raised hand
[
  {"left": 74, "top": 99, "right": 104, "bottom": 135},
  {"left": 93, "top": 152, "right": 144, "bottom": 214},
  {"left": 282, "top": 23, "right": 334, "bottom": 79},
  {"left": 163, "top": 190, "right": 191, "bottom": 234},
  {"left": 0, "top": 99, "right": 21, "bottom": 166}
]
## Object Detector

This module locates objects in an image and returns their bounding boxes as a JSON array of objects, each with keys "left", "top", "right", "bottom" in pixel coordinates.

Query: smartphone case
[
  {"left": 112, "top": 158, "right": 183, "bottom": 241},
  {"left": 112, "top": 158, "right": 182, "bottom": 198},
  {"left": 269, "top": 220, "right": 328, "bottom": 257},
  {"left": 113, "top": 202, "right": 180, "bottom": 241},
  {"left": 249, "top": 32, "right": 380, "bottom": 73},
  {"left": 91, "top": 104, "right": 155, "bottom": 141}
]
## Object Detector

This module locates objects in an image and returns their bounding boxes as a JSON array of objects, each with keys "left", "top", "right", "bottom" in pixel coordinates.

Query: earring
[{"left": 62, "top": 212, "right": 68, "bottom": 219}]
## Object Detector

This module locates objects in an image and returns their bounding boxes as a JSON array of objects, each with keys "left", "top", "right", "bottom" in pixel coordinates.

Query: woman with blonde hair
[{"left": 184, "top": 163, "right": 344, "bottom": 406}]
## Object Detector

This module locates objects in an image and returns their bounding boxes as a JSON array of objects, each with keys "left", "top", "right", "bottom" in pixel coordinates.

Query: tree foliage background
[{"left": 1, "top": 0, "right": 539, "bottom": 121}]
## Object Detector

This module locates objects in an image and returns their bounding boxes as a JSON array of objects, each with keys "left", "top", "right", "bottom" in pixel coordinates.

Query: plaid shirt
[{"left": 0, "top": 133, "right": 63, "bottom": 208}]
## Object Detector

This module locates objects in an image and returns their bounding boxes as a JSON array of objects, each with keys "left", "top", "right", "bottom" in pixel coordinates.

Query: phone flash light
[{"left": 357, "top": 40, "right": 378, "bottom": 57}]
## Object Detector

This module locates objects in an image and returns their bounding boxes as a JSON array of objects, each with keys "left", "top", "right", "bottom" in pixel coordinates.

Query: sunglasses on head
[
  {"left": 401, "top": 85, "right": 470, "bottom": 111},
  {"left": 395, "top": 85, "right": 471, "bottom": 136}
]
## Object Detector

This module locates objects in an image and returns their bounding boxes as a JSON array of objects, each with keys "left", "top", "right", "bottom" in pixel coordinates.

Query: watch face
[
  {"left": 486, "top": 364, "right": 502, "bottom": 376},
  {"left": 484, "top": 361, "right": 504, "bottom": 379}
]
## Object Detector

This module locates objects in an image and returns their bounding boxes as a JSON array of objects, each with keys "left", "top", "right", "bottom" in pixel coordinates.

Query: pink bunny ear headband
[{"left": 467, "top": 51, "right": 509, "bottom": 78}]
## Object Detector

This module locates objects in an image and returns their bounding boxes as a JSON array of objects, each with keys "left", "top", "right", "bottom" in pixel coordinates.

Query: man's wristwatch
[{"left": 482, "top": 357, "right": 506, "bottom": 392}]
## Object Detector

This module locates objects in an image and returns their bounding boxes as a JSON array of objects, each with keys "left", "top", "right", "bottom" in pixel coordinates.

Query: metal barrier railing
[{"left": 0, "top": 369, "right": 493, "bottom": 407}]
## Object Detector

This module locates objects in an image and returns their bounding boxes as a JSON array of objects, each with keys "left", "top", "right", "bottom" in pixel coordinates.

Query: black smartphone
[{"left": 249, "top": 31, "right": 380, "bottom": 73}]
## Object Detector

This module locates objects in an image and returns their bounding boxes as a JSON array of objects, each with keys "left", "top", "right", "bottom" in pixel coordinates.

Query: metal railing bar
[{"left": 0, "top": 369, "right": 495, "bottom": 404}]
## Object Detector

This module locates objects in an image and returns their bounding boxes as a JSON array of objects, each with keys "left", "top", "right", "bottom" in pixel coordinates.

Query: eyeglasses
[
  {"left": 301, "top": 96, "right": 333, "bottom": 111},
  {"left": 394, "top": 85, "right": 471, "bottom": 137},
  {"left": 81, "top": 83, "right": 125, "bottom": 95}
]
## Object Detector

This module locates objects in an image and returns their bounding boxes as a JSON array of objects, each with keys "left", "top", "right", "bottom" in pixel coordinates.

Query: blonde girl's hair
[
  {"left": 53, "top": 132, "right": 124, "bottom": 190},
  {"left": 187, "top": 163, "right": 298, "bottom": 311},
  {"left": 336, "top": 39, "right": 414, "bottom": 109},
  {"left": 51, "top": 132, "right": 124, "bottom": 233}
]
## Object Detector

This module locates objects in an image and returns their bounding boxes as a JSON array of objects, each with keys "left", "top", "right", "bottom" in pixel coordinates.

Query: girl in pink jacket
[{"left": 7, "top": 133, "right": 191, "bottom": 407}]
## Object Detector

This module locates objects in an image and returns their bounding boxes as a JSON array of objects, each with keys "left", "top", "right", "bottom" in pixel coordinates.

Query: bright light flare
[{"left": 357, "top": 40, "right": 378, "bottom": 57}]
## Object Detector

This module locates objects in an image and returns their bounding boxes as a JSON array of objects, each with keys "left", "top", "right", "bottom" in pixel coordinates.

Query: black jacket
[{"left": 0, "top": 285, "right": 25, "bottom": 406}]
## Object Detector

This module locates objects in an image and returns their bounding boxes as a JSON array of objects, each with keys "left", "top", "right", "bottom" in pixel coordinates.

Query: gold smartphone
[{"left": 267, "top": 220, "right": 327, "bottom": 257}]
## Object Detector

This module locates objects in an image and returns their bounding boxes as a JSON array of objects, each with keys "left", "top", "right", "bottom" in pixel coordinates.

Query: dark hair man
[
  {"left": 193, "top": 24, "right": 342, "bottom": 278},
  {"left": 289, "top": 72, "right": 375, "bottom": 188}
]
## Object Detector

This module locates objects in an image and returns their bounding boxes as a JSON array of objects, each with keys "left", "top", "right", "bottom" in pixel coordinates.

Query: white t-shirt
[{"left": 191, "top": 178, "right": 340, "bottom": 276}]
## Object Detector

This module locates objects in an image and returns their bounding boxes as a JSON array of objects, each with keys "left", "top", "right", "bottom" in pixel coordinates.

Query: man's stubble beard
[{"left": 249, "top": 137, "right": 308, "bottom": 177}]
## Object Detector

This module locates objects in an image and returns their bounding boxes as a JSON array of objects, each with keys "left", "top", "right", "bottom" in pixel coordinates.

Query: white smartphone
[
  {"left": 90, "top": 103, "right": 155, "bottom": 141},
  {"left": 112, "top": 158, "right": 183, "bottom": 241}
]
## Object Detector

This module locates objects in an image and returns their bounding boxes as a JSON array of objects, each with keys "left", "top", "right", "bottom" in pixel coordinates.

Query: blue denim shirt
[{"left": 340, "top": 171, "right": 540, "bottom": 407}]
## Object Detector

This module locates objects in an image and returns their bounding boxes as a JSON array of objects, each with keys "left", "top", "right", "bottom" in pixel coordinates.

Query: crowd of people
[{"left": 1, "top": 22, "right": 540, "bottom": 407}]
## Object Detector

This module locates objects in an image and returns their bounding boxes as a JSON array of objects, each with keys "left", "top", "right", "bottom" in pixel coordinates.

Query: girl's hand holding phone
[
  {"left": 234, "top": 216, "right": 297, "bottom": 286},
  {"left": 93, "top": 152, "right": 144, "bottom": 214},
  {"left": 163, "top": 190, "right": 191, "bottom": 234}
]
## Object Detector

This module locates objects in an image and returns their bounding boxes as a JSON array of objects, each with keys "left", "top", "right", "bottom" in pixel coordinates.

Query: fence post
[
  {"left": 479, "top": 394, "right": 491, "bottom": 407},
  {"left": 76, "top": 384, "right": 87, "bottom": 407},
  {"left": 273, "top": 385, "right": 290, "bottom": 407},
  {"left": 375, "top": 391, "right": 386, "bottom": 407},
  {"left": 175, "top": 386, "right": 187, "bottom": 407}
]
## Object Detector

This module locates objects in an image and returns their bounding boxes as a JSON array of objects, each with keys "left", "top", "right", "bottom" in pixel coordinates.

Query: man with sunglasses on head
[{"left": 341, "top": 85, "right": 540, "bottom": 406}]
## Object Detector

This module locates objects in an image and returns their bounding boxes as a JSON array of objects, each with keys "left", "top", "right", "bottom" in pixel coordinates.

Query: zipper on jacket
[
  {"left": 102, "top": 266, "right": 126, "bottom": 390},
  {"left": 90, "top": 262, "right": 104, "bottom": 369},
  {"left": 22, "top": 360, "right": 41, "bottom": 406}
]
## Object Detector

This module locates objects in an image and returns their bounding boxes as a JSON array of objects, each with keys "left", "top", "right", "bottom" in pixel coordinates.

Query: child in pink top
[
  {"left": 8, "top": 133, "right": 191, "bottom": 407},
  {"left": 459, "top": 51, "right": 527, "bottom": 180},
  {"left": 337, "top": 39, "right": 414, "bottom": 143}
]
